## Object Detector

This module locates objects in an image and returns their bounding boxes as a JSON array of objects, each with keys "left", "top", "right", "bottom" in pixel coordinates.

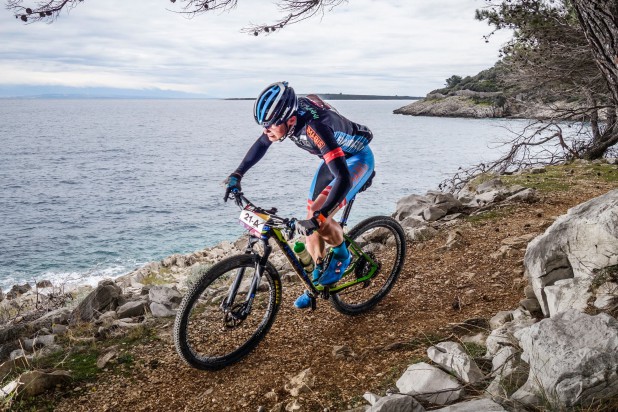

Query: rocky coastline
[
  {"left": 394, "top": 91, "right": 580, "bottom": 120},
  {"left": 1, "top": 160, "right": 617, "bottom": 411}
]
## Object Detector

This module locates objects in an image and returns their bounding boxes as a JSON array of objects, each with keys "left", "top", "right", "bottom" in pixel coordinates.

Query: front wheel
[
  {"left": 330, "top": 216, "right": 406, "bottom": 315},
  {"left": 173, "top": 254, "right": 281, "bottom": 370}
]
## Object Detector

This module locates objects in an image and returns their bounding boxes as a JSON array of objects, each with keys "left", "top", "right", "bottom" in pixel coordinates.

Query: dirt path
[{"left": 49, "top": 166, "right": 617, "bottom": 412}]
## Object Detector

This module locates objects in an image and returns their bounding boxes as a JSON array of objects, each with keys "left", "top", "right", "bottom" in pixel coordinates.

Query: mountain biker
[{"left": 224, "top": 81, "right": 375, "bottom": 309}]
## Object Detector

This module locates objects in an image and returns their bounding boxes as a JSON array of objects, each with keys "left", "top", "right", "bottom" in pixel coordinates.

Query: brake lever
[
  {"left": 232, "top": 189, "right": 244, "bottom": 208},
  {"left": 285, "top": 218, "right": 296, "bottom": 241}
]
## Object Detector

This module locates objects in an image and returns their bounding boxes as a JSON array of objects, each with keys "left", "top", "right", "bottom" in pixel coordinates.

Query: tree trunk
[{"left": 572, "top": 0, "right": 618, "bottom": 106}]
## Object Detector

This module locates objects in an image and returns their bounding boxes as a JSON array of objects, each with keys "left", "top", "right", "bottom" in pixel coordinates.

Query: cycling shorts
[{"left": 307, "top": 146, "right": 375, "bottom": 212}]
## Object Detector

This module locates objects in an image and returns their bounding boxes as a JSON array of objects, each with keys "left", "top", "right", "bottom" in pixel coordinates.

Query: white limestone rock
[
  {"left": 427, "top": 341, "right": 484, "bottom": 384},
  {"left": 396, "top": 362, "right": 464, "bottom": 405},
  {"left": 524, "top": 189, "right": 618, "bottom": 316},
  {"left": 511, "top": 309, "right": 618, "bottom": 409}
]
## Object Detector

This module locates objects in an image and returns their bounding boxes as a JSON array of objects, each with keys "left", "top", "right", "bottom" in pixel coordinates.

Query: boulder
[
  {"left": 396, "top": 362, "right": 464, "bottom": 405},
  {"left": 393, "top": 194, "right": 432, "bottom": 221},
  {"left": 149, "top": 302, "right": 177, "bottom": 318},
  {"left": 148, "top": 286, "right": 182, "bottom": 308},
  {"left": 404, "top": 226, "right": 438, "bottom": 242},
  {"left": 22, "top": 334, "right": 55, "bottom": 351},
  {"left": 35, "top": 280, "right": 53, "bottom": 288},
  {"left": 524, "top": 190, "right": 618, "bottom": 316},
  {"left": 476, "top": 179, "right": 505, "bottom": 194},
  {"left": 423, "top": 206, "right": 447, "bottom": 222},
  {"left": 544, "top": 277, "right": 592, "bottom": 315},
  {"left": 427, "top": 341, "right": 484, "bottom": 384},
  {"left": 512, "top": 309, "right": 618, "bottom": 409},
  {"left": 147, "top": 286, "right": 182, "bottom": 317},
  {"left": 116, "top": 300, "right": 147, "bottom": 318},
  {"left": 70, "top": 280, "right": 122, "bottom": 323},
  {"left": 506, "top": 188, "right": 538, "bottom": 203},
  {"left": 489, "top": 311, "right": 513, "bottom": 330},
  {"left": 6, "top": 284, "right": 32, "bottom": 300},
  {"left": 368, "top": 394, "right": 425, "bottom": 411},
  {"left": 15, "top": 370, "right": 71, "bottom": 399},
  {"left": 485, "top": 318, "right": 536, "bottom": 357},
  {"left": 593, "top": 281, "right": 618, "bottom": 311},
  {"left": 426, "top": 191, "right": 463, "bottom": 213}
]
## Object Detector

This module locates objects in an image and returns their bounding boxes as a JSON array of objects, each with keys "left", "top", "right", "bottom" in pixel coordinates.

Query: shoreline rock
[{"left": 393, "top": 94, "right": 581, "bottom": 120}]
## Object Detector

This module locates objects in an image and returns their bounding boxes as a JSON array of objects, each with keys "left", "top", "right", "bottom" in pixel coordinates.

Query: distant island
[{"left": 227, "top": 93, "right": 423, "bottom": 101}]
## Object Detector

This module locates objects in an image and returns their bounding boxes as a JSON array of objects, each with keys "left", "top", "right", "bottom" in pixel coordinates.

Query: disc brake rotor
[{"left": 223, "top": 302, "right": 248, "bottom": 328}]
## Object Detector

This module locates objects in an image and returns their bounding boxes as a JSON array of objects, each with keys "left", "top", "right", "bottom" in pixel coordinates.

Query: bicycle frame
[{"left": 222, "top": 195, "right": 379, "bottom": 315}]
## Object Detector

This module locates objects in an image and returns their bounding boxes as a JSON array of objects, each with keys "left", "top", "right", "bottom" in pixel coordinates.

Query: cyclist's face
[{"left": 264, "top": 116, "right": 296, "bottom": 142}]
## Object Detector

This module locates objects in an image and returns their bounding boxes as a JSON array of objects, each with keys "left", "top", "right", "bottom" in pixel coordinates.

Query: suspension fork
[
  {"left": 223, "top": 236, "right": 267, "bottom": 312},
  {"left": 224, "top": 237, "right": 273, "bottom": 320}
]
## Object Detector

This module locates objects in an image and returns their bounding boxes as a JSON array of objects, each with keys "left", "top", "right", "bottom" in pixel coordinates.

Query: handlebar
[{"left": 229, "top": 190, "right": 297, "bottom": 235}]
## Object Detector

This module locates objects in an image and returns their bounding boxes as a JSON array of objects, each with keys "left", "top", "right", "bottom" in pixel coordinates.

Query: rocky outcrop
[
  {"left": 394, "top": 95, "right": 505, "bottom": 118},
  {"left": 524, "top": 189, "right": 618, "bottom": 316},
  {"left": 393, "top": 95, "right": 581, "bottom": 120},
  {"left": 70, "top": 280, "right": 123, "bottom": 324},
  {"left": 513, "top": 310, "right": 618, "bottom": 408}
]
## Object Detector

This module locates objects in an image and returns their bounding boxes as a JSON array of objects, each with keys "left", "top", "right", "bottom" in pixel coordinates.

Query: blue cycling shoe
[
  {"left": 294, "top": 291, "right": 313, "bottom": 309},
  {"left": 317, "top": 242, "right": 351, "bottom": 286}
]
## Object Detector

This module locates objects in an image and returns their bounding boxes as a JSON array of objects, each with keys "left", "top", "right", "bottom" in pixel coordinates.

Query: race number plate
[{"left": 238, "top": 207, "right": 268, "bottom": 236}]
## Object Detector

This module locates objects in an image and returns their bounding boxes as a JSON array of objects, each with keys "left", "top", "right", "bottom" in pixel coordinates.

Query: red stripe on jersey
[{"left": 324, "top": 147, "right": 345, "bottom": 163}]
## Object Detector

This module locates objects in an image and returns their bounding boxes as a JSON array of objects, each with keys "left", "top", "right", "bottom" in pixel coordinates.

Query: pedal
[{"left": 320, "top": 285, "right": 330, "bottom": 299}]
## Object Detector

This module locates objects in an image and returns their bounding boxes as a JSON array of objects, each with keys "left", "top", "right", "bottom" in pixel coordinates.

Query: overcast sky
[{"left": 0, "top": 0, "right": 511, "bottom": 98}]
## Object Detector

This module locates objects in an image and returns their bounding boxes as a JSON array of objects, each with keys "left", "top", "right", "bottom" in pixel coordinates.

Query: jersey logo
[{"left": 306, "top": 126, "right": 326, "bottom": 150}]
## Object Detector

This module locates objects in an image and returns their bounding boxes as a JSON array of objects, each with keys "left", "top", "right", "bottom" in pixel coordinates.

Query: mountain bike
[{"left": 173, "top": 181, "right": 406, "bottom": 370}]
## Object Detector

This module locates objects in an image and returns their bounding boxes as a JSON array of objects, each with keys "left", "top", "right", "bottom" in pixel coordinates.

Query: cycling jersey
[{"left": 233, "top": 96, "right": 374, "bottom": 217}]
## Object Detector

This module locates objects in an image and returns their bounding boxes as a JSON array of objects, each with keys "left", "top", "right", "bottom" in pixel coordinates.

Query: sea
[{"left": 0, "top": 99, "right": 530, "bottom": 291}]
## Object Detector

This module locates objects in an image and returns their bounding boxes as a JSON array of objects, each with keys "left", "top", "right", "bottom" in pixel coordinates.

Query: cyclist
[{"left": 224, "top": 81, "right": 375, "bottom": 309}]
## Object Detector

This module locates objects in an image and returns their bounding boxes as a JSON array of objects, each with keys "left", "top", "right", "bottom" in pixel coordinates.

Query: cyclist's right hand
[{"left": 223, "top": 173, "right": 242, "bottom": 202}]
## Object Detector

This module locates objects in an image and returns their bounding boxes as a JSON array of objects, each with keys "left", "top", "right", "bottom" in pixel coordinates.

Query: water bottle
[{"left": 293, "top": 242, "right": 314, "bottom": 272}]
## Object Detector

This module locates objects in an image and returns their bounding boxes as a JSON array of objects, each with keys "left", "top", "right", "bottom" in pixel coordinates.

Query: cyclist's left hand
[{"left": 294, "top": 217, "right": 319, "bottom": 237}]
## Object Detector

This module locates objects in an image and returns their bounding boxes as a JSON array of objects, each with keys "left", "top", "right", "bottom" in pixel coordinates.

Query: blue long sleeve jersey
[{"left": 233, "top": 96, "right": 373, "bottom": 217}]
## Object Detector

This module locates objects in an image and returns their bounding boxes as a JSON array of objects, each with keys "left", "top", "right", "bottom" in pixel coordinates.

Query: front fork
[{"left": 222, "top": 236, "right": 271, "bottom": 320}]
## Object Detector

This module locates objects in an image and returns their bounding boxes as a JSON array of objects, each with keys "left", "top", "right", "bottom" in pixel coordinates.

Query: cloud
[{"left": 0, "top": 0, "right": 511, "bottom": 97}]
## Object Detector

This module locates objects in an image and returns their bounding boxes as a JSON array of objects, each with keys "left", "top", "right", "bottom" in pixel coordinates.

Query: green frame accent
[{"left": 269, "top": 226, "right": 378, "bottom": 295}]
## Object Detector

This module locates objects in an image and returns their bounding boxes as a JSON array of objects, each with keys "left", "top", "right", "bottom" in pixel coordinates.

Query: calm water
[{"left": 0, "top": 99, "right": 527, "bottom": 290}]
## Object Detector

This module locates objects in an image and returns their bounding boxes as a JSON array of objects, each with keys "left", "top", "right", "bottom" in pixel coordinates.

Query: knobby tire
[
  {"left": 330, "top": 216, "right": 406, "bottom": 315},
  {"left": 173, "top": 254, "right": 281, "bottom": 370}
]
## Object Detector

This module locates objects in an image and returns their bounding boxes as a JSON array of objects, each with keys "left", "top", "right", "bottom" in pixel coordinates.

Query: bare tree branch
[{"left": 5, "top": 0, "right": 348, "bottom": 34}]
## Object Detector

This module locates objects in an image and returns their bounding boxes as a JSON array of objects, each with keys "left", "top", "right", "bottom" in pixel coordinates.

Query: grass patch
[
  {"left": 501, "top": 163, "right": 618, "bottom": 193},
  {"left": 461, "top": 342, "right": 487, "bottom": 359},
  {"left": 34, "top": 346, "right": 101, "bottom": 382},
  {"left": 466, "top": 206, "right": 514, "bottom": 224},
  {"left": 140, "top": 270, "right": 173, "bottom": 286}
]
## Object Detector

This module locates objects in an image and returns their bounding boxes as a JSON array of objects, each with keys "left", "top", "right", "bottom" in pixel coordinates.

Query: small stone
[{"left": 96, "top": 351, "right": 117, "bottom": 369}]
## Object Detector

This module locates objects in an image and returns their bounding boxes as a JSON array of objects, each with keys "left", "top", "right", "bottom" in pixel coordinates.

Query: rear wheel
[
  {"left": 330, "top": 216, "right": 406, "bottom": 315},
  {"left": 173, "top": 254, "right": 281, "bottom": 370}
]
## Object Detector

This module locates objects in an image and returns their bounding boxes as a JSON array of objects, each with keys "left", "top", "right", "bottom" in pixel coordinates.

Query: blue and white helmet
[{"left": 254, "top": 81, "right": 298, "bottom": 128}]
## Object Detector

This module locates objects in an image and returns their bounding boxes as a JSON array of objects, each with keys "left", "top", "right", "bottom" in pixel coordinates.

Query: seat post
[{"left": 338, "top": 198, "right": 355, "bottom": 228}]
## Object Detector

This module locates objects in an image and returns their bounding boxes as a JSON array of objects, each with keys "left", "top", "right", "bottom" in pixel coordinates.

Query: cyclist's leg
[
  {"left": 296, "top": 149, "right": 375, "bottom": 307},
  {"left": 305, "top": 162, "right": 334, "bottom": 264},
  {"left": 312, "top": 147, "right": 375, "bottom": 285},
  {"left": 295, "top": 163, "right": 334, "bottom": 309}
]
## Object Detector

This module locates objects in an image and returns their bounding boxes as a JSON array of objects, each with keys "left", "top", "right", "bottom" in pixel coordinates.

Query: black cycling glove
[
  {"left": 223, "top": 173, "right": 242, "bottom": 202},
  {"left": 294, "top": 217, "right": 320, "bottom": 237}
]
